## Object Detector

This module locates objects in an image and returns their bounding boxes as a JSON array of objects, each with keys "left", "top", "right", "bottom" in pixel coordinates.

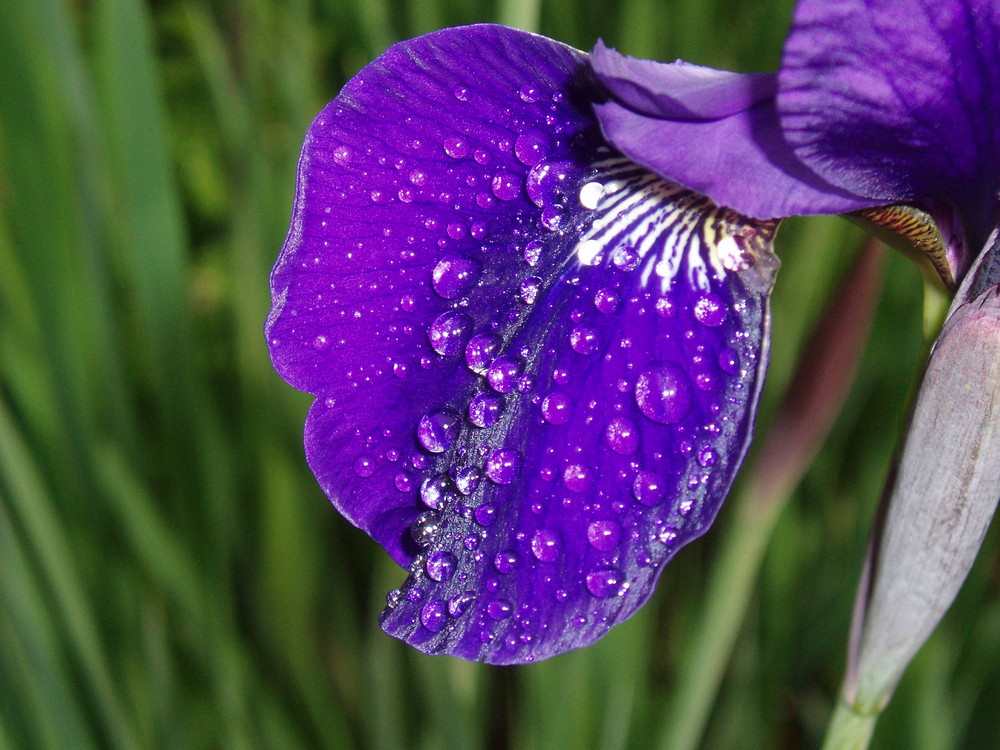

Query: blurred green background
[{"left": 1, "top": 0, "right": 998, "bottom": 747}]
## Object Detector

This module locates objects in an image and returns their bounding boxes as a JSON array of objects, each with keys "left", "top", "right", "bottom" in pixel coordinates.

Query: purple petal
[
  {"left": 591, "top": 44, "right": 877, "bottom": 220},
  {"left": 267, "top": 25, "right": 778, "bottom": 663},
  {"left": 778, "top": 0, "right": 1000, "bottom": 246}
]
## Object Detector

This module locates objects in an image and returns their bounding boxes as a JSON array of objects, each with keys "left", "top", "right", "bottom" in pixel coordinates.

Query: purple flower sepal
[{"left": 267, "top": 25, "right": 779, "bottom": 664}]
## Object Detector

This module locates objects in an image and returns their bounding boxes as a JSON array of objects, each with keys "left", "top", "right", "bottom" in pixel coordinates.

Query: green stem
[{"left": 820, "top": 700, "right": 878, "bottom": 750}]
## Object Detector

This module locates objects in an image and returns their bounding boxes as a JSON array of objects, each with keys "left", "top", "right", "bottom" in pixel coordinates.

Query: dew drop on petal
[
  {"left": 605, "top": 416, "right": 639, "bottom": 455},
  {"left": 353, "top": 455, "right": 375, "bottom": 477},
  {"left": 718, "top": 348, "right": 740, "bottom": 374},
  {"left": 420, "top": 599, "right": 448, "bottom": 632},
  {"left": 518, "top": 84, "right": 540, "bottom": 103},
  {"left": 454, "top": 466, "right": 482, "bottom": 495},
  {"left": 494, "top": 549, "right": 520, "bottom": 574},
  {"left": 694, "top": 294, "right": 727, "bottom": 327},
  {"left": 448, "top": 591, "right": 476, "bottom": 617},
  {"left": 541, "top": 392, "right": 572, "bottom": 425},
  {"left": 411, "top": 511, "right": 441, "bottom": 546},
  {"left": 491, "top": 172, "right": 522, "bottom": 201},
  {"left": 394, "top": 471, "right": 413, "bottom": 492},
  {"left": 432, "top": 257, "right": 480, "bottom": 299},
  {"left": 486, "top": 448, "right": 520, "bottom": 484},
  {"left": 417, "top": 408, "right": 461, "bottom": 452},
  {"left": 487, "top": 356, "right": 522, "bottom": 393},
  {"left": 468, "top": 393, "right": 504, "bottom": 428},
  {"left": 530, "top": 529, "right": 561, "bottom": 562},
  {"left": 587, "top": 520, "right": 622, "bottom": 551},
  {"left": 586, "top": 568, "right": 625, "bottom": 598},
  {"left": 426, "top": 551, "right": 457, "bottom": 582},
  {"left": 443, "top": 134, "right": 470, "bottom": 159},
  {"left": 563, "top": 463, "right": 592, "bottom": 492},
  {"left": 520, "top": 276, "right": 542, "bottom": 304},
  {"left": 523, "top": 239, "right": 544, "bottom": 266},
  {"left": 474, "top": 503, "right": 497, "bottom": 526},
  {"left": 465, "top": 333, "right": 501, "bottom": 373},
  {"left": 488, "top": 599, "right": 513, "bottom": 620},
  {"left": 420, "top": 474, "right": 453, "bottom": 509},
  {"left": 332, "top": 145, "right": 351, "bottom": 166},
  {"left": 428, "top": 311, "right": 472, "bottom": 356},
  {"left": 635, "top": 362, "right": 693, "bottom": 424},
  {"left": 569, "top": 326, "right": 599, "bottom": 355},
  {"left": 514, "top": 129, "right": 550, "bottom": 166},
  {"left": 612, "top": 246, "right": 639, "bottom": 271},
  {"left": 594, "top": 288, "right": 620, "bottom": 313},
  {"left": 633, "top": 470, "right": 667, "bottom": 507}
]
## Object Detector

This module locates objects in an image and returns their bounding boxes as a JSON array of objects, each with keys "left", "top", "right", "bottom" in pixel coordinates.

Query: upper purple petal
[
  {"left": 591, "top": 45, "right": 878, "bottom": 220},
  {"left": 267, "top": 25, "right": 778, "bottom": 663},
  {"left": 778, "top": 0, "right": 1000, "bottom": 245}
]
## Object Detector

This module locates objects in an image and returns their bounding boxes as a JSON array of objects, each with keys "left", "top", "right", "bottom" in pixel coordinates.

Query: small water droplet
[
  {"left": 518, "top": 84, "right": 540, "bottom": 103},
  {"left": 579, "top": 181, "right": 605, "bottom": 209},
  {"left": 448, "top": 591, "right": 476, "bottom": 617},
  {"left": 697, "top": 446, "right": 718, "bottom": 467},
  {"left": 474, "top": 502, "right": 497, "bottom": 526},
  {"left": 333, "top": 145, "right": 351, "bottom": 166},
  {"left": 454, "top": 466, "right": 482, "bottom": 495},
  {"left": 417, "top": 408, "right": 461, "bottom": 452},
  {"left": 569, "top": 326, "right": 599, "bottom": 355},
  {"left": 486, "top": 448, "right": 520, "bottom": 484},
  {"left": 540, "top": 205, "right": 563, "bottom": 230},
  {"left": 420, "top": 600, "right": 448, "bottom": 632},
  {"left": 523, "top": 239, "right": 544, "bottom": 266},
  {"left": 605, "top": 416, "right": 639, "bottom": 455},
  {"left": 541, "top": 393, "right": 572, "bottom": 425},
  {"left": 587, "top": 520, "right": 622, "bottom": 551},
  {"left": 586, "top": 568, "right": 625, "bottom": 598},
  {"left": 426, "top": 551, "right": 457, "bottom": 582},
  {"left": 491, "top": 172, "right": 522, "bottom": 201},
  {"left": 635, "top": 362, "right": 693, "bottom": 424},
  {"left": 394, "top": 472, "right": 413, "bottom": 492},
  {"left": 563, "top": 464, "right": 592, "bottom": 492},
  {"left": 443, "top": 134, "right": 470, "bottom": 159},
  {"left": 494, "top": 549, "right": 520, "bottom": 574},
  {"left": 470, "top": 220, "right": 488, "bottom": 239},
  {"left": 468, "top": 392, "right": 504, "bottom": 428},
  {"left": 694, "top": 294, "right": 727, "bottom": 327},
  {"left": 633, "top": 471, "right": 667, "bottom": 507},
  {"left": 612, "top": 246, "right": 639, "bottom": 271},
  {"left": 514, "top": 129, "right": 550, "bottom": 166},
  {"left": 718, "top": 348, "right": 740, "bottom": 374},
  {"left": 454, "top": 87, "right": 469, "bottom": 101},
  {"left": 446, "top": 222, "right": 467, "bottom": 240},
  {"left": 526, "top": 159, "right": 574, "bottom": 208},
  {"left": 530, "top": 529, "right": 561, "bottom": 562},
  {"left": 594, "top": 288, "right": 620, "bottom": 313},
  {"left": 488, "top": 599, "right": 513, "bottom": 620},
  {"left": 432, "top": 257, "right": 480, "bottom": 299},
  {"left": 520, "top": 276, "right": 542, "bottom": 304},
  {"left": 428, "top": 311, "right": 472, "bottom": 356},
  {"left": 353, "top": 455, "right": 375, "bottom": 477}
]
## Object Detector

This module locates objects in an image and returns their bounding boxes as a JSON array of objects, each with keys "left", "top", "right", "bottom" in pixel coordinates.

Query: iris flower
[{"left": 267, "top": 0, "right": 1000, "bottom": 671}]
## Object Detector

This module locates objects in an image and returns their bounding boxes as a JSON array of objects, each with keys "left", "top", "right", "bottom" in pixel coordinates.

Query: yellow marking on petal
[{"left": 848, "top": 204, "right": 954, "bottom": 290}]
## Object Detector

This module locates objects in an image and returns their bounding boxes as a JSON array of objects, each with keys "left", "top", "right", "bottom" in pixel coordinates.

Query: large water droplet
[
  {"left": 420, "top": 600, "right": 448, "bottom": 632},
  {"left": 426, "top": 551, "right": 457, "bottom": 582},
  {"left": 443, "top": 134, "right": 470, "bottom": 159},
  {"left": 487, "top": 356, "right": 523, "bottom": 393},
  {"left": 486, "top": 448, "right": 520, "bottom": 484},
  {"left": 420, "top": 474, "right": 454, "bottom": 509},
  {"left": 635, "top": 362, "right": 693, "bottom": 424},
  {"left": 417, "top": 409, "right": 461, "bottom": 452},
  {"left": 605, "top": 416, "right": 639, "bottom": 455},
  {"left": 468, "top": 393, "right": 505, "bottom": 428},
  {"left": 587, "top": 520, "right": 622, "bottom": 551},
  {"left": 563, "top": 464, "right": 592, "bottom": 492},
  {"left": 586, "top": 568, "right": 625, "bottom": 598},
  {"left": 454, "top": 466, "right": 482, "bottom": 495},
  {"left": 526, "top": 159, "right": 575, "bottom": 208},
  {"left": 694, "top": 294, "right": 727, "bottom": 327},
  {"left": 514, "top": 129, "right": 550, "bottom": 166},
  {"left": 465, "top": 333, "right": 501, "bottom": 374},
  {"left": 428, "top": 311, "right": 472, "bottom": 356},
  {"left": 353, "top": 454, "right": 375, "bottom": 477},
  {"left": 411, "top": 511, "right": 441, "bottom": 546},
  {"left": 494, "top": 549, "right": 520, "bottom": 574},
  {"left": 569, "top": 326, "right": 599, "bottom": 355},
  {"left": 633, "top": 470, "right": 667, "bottom": 507},
  {"left": 432, "top": 257, "right": 480, "bottom": 299},
  {"left": 491, "top": 172, "right": 522, "bottom": 201},
  {"left": 541, "top": 393, "right": 572, "bottom": 425},
  {"left": 530, "top": 529, "right": 561, "bottom": 562}
]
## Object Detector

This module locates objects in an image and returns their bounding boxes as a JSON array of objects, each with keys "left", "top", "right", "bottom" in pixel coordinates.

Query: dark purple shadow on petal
[
  {"left": 267, "top": 25, "right": 779, "bottom": 663},
  {"left": 778, "top": 0, "right": 1000, "bottom": 249},
  {"left": 590, "top": 44, "right": 878, "bottom": 220}
]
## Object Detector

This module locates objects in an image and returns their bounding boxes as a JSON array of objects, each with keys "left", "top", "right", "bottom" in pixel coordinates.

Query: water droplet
[
  {"left": 470, "top": 220, "right": 488, "bottom": 239},
  {"left": 428, "top": 311, "right": 472, "bottom": 356},
  {"left": 541, "top": 393, "right": 572, "bottom": 425},
  {"left": 463, "top": 534, "right": 480, "bottom": 551},
  {"left": 393, "top": 362, "right": 410, "bottom": 378},
  {"left": 487, "top": 356, "right": 523, "bottom": 393},
  {"left": 446, "top": 222, "right": 467, "bottom": 240},
  {"left": 586, "top": 568, "right": 625, "bottom": 598},
  {"left": 635, "top": 363, "right": 693, "bottom": 424},
  {"left": 474, "top": 502, "right": 497, "bottom": 526},
  {"left": 426, "top": 551, "right": 457, "bottom": 582},
  {"left": 486, "top": 448, "right": 520, "bottom": 484},
  {"left": 612, "top": 246, "right": 639, "bottom": 271},
  {"left": 526, "top": 159, "right": 575, "bottom": 208},
  {"left": 563, "top": 464, "right": 592, "bottom": 492},
  {"left": 468, "top": 392, "right": 505, "bottom": 428},
  {"left": 465, "top": 333, "right": 501, "bottom": 374},
  {"left": 594, "top": 288, "right": 620, "bottom": 313},
  {"left": 394, "top": 472, "right": 413, "bottom": 492},
  {"left": 633, "top": 471, "right": 667, "bottom": 507},
  {"left": 520, "top": 276, "right": 542, "bottom": 304},
  {"left": 698, "top": 446, "right": 718, "bottom": 467},
  {"left": 417, "top": 409, "right": 461, "bottom": 452},
  {"left": 443, "top": 134, "right": 470, "bottom": 159},
  {"left": 420, "top": 474, "right": 454, "bottom": 509},
  {"left": 432, "top": 257, "right": 480, "bottom": 299},
  {"left": 421, "top": 600, "right": 448, "bottom": 632},
  {"left": 514, "top": 129, "right": 550, "bottom": 166},
  {"left": 587, "top": 520, "right": 622, "bottom": 551},
  {"left": 386, "top": 589, "right": 402, "bottom": 608},
  {"left": 579, "top": 181, "right": 605, "bottom": 209},
  {"left": 454, "top": 466, "right": 482, "bottom": 495},
  {"left": 400, "top": 293, "right": 417, "bottom": 312},
  {"left": 353, "top": 455, "right": 375, "bottom": 477},
  {"left": 454, "top": 87, "right": 469, "bottom": 101},
  {"left": 448, "top": 591, "right": 476, "bottom": 617},
  {"left": 540, "top": 205, "right": 563, "bottom": 230},
  {"left": 530, "top": 529, "right": 561, "bottom": 562},
  {"left": 605, "top": 416, "right": 639, "bottom": 455},
  {"left": 409, "top": 169, "right": 428, "bottom": 186},
  {"left": 569, "top": 326, "right": 599, "bottom": 355},
  {"left": 523, "top": 239, "right": 544, "bottom": 266},
  {"left": 411, "top": 511, "right": 441, "bottom": 546},
  {"left": 694, "top": 294, "right": 727, "bottom": 327},
  {"left": 312, "top": 334, "right": 330, "bottom": 351},
  {"left": 333, "top": 145, "right": 351, "bottom": 166},
  {"left": 518, "top": 84, "right": 540, "bottom": 103},
  {"left": 718, "top": 348, "right": 740, "bottom": 374},
  {"left": 494, "top": 549, "right": 520, "bottom": 574},
  {"left": 488, "top": 599, "right": 513, "bottom": 620},
  {"left": 491, "top": 172, "right": 522, "bottom": 201}
]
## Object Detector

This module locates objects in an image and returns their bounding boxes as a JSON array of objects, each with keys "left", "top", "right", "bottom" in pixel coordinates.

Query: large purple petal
[
  {"left": 267, "top": 25, "right": 779, "bottom": 663},
  {"left": 778, "top": 0, "right": 1000, "bottom": 246},
  {"left": 590, "top": 44, "right": 877, "bottom": 220}
]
